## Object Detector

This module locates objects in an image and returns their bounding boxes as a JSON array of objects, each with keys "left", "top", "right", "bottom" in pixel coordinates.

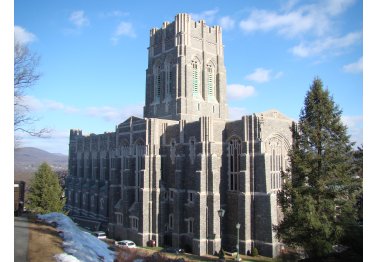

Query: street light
[
  {"left": 217, "top": 209, "right": 225, "bottom": 259},
  {"left": 236, "top": 223, "right": 241, "bottom": 261}
]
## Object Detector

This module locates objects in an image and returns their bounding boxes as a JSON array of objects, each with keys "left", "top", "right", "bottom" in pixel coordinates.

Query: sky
[{"left": 13, "top": 0, "right": 363, "bottom": 154}]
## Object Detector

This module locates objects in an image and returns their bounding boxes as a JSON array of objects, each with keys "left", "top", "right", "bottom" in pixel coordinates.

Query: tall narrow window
[
  {"left": 169, "top": 214, "right": 174, "bottom": 229},
  {"left": 228, "top": 138, "right": 241, "bottom": 191},
  {"left": 154, "top": 65, "right": 162, "bottom": 99},
  {"left": 187, "top": 218, "right": 194, "bottom": 234},
  {"left": 166, "top": 62, "right": 173, "bottom": 96},
  {"left": 269, "top": 138, "right": 284, "bottom": 191},
  {"left": 135, "top": 143, "right": 145, "bottom": 202},
  {"left": 192, "top": 61, "right": 199, "bottom": 96},
  {"left": 116, "top": 213, "right": 123, "bottom": 225},
  {"left": 130, "top": 216, "right": 139, "bottom": 230},
  {"left": 157, "top": 72, "right": 161, "bottom": 97},
  {"left": 100, "top": 157, "right": 108, "bottom": 181},
  {"left": 91, "top": 195, "right": 95, "bottom": 207},
  {"left": 187, "top": 191, "right": 194, "bottom": 203},
  {"left": 207, "top": 65, "right": 214, "bottom": 98}
]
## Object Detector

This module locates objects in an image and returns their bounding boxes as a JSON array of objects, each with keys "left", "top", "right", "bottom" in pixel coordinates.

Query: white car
[
  {"left": 115, "top": 240, "right": 137, "bottom": 249},
  {"left": 92, "top": 231, "right": 106, "bottom": 239}
]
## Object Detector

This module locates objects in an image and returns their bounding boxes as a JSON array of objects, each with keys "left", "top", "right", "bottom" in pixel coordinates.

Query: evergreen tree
[
  {"left": 351, "top": 145, "right": 363, "bottom": 223},
  {"left": 275, "top": 78, "right": 361, "bottom": 258},
  {"left": 26, "top": 162, "right": 66, "bottom": 214}
]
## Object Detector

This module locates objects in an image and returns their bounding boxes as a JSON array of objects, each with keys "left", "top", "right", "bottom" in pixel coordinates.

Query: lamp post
[
  {"left": 236, "top": 223, "right": 241, "bottom": 261},
  {"left": 217, "top": 209, "right": 225, "bottom": 259}
]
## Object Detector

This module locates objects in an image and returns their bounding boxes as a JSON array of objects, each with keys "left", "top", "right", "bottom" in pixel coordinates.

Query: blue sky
[{"left": 14, "top": 0, "right": 363, "bottom": 154}]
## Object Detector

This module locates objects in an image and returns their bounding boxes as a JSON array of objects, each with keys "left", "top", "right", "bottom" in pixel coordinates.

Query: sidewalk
[{"left": 14, "top": 215, "right": 29, "bottom": 262}]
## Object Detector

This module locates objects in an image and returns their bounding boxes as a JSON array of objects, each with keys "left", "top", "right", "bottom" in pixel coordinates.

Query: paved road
[{"left": 14, "top": 216, "right": 29, "bottom": 262}]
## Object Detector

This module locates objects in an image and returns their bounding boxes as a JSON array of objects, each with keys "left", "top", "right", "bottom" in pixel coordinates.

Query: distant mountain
[{"left": 14, "top": 147, "right": 68, "bottom": 183}]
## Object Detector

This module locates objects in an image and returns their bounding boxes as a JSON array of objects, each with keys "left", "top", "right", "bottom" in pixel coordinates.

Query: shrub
[
  {"left": 218, "top": 248, "right": 225, "bottom": 259},
  {"left": 251, "top": 247, "right": 259, "bottom": 256}
]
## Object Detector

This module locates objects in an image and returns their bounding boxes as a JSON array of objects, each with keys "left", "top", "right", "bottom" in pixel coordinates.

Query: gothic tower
[
  {"left": 143, "top": 13, "right": 228, "bottom": 122},
  {"left": 65, "top": 13, "right": 293, "bottom": 259}
]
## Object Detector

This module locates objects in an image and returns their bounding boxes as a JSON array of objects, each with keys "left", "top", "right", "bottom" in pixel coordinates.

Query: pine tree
[
  {"left": 26, "top": 162, "right": 66, "bottom": 214},
  {"left": 275, "top": 78, "right": 361, "bottom": 258}
]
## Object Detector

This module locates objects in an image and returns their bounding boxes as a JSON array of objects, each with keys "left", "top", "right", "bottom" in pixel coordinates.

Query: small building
[{"left": 14, "top": 180, "right": 25, "bottom": 216}]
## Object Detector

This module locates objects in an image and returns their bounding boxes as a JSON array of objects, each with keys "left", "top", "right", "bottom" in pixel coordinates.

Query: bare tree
[{"left": 14, "top": 41, "right": 49, "bottom": 146}]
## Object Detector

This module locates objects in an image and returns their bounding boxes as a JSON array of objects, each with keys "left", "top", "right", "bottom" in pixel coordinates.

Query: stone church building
[{"left": 65, "top": 13, "right": 293, "bottom": 258}]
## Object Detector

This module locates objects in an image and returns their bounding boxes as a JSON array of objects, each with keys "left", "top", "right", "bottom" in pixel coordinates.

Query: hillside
[{"left": 14, "top": 147, "right": 68, "bottom": 184}]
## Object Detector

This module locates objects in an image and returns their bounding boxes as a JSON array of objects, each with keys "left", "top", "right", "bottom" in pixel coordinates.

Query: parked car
[
  {"left": 92, "top": 231, "right": 106, "bottom": 239},
  {"left": 161, "top": 247, "right": 185, "bottom": 254},
  {"left": 115, "top": 240, "right": 137, "bottom": 249}
]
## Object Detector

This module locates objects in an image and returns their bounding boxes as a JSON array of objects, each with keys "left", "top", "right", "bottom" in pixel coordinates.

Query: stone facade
[{"left": 65, "top": 13, "right": 293, "bottom": 258}]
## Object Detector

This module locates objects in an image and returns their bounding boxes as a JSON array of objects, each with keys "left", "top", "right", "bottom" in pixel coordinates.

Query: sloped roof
[
  {"left": 118, "top": 116, "right": 144, "bottom": 127},
  {"left": 255, "top": 109, "right": 293, "bottom": 121}
]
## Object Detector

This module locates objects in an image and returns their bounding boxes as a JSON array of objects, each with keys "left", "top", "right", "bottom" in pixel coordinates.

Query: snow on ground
[
  {"left": 38, "top": 212, "right": 116, "bottom": 262},
  {"left": 54, "top": 253, "right": 81, "bottom": 262}
]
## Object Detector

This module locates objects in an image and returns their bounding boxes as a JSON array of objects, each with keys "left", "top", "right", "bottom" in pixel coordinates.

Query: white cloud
[
  {"left": 15, "top": 98, "right": 143, "bottom": 154},
  {"left": 246, "top": 68, "right": 271, "bottom": 83},
  {"left": 14, "top": 26, "right": 37, "bottom": 45},
  {"left": 227, "top": 84, "right": 256, "bottom": 100},
  {"left": 219, "top": 16, "right": 235, "bottom": 30},
  {"left": 18, "top": 130, "right": 70, "bottom": 154},
  {"left": 111, "top": 22, "right": 136, "bottom": 45},
  {"left": 281, "top": 0, "right": 301, "bottom": 12},
  {"left": 342, "top": 115, "right": 363, "bottom": 147},
  {"left": 69, "top": 11, "right": 89, "bottom": 28},
  {"left": 325, "top": 0, "right": 356, "bottom": 16},
  {"left": 20, "top": 95, "right": 142, "bottom": 122},
  {"left": 290, "top": 31, "right": 362, "bottom": 57},
  {"left": 20, "top": 96, "right": 79, "bottom": 113},
  {"left": 190, "top": 8, "right": 219, "bottom": 24},
  {"left": 228, "top": 107, "right": 250, "bottom": 120},
  {"left": 86, "top": 106, "right": 119, "bottom": 121},
  {"left": 85, "top": 104, "right": 143, "bottom": 122},
  {"left": 239, "top": 0, "right": 356, "bottom": 37},
  {"left": 240, "top": 9, "right": 317, "bottom": 37},
  {"left": 245, "top": 68, "right": 283, "bottom": 83},
  {"left": 343, "top": 57, "right": 363, "bottom": 73},
  {"left": 115, "top": 22, "right": 136, "bottom": 37},
  {"left": 44, "top": 100, "right": 66, "bottom": 110}
]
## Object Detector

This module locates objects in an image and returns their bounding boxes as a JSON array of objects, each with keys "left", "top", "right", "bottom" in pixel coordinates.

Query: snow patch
[
  {"left": 54, "top": 253, "right": 81, "bottom": 262},
  {"left": 38, "top": 212, "right": 115, "bottom": 262}
]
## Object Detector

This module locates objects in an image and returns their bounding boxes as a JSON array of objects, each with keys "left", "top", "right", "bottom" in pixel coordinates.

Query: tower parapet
[{"left": 144, "top": 13, "right": 228, "bottom": 122}]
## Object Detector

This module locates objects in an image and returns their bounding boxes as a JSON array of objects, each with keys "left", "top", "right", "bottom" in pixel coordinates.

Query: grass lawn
[{"left": 27, "top": 214, "right": 64, "bottom": 262}]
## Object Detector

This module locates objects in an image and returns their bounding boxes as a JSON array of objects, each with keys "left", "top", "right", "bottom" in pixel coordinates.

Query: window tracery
[{"left": 228, "top": 137, "right": 241, "bottom": 191}]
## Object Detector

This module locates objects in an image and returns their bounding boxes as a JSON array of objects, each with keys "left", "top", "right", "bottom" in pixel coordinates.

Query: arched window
[
  {"left": 267, "top": 137, "right": 287, "bottom": 191},
  {"left": 192, "top": 60, "right": 200, "bottom": 96},
  {"left": 228, "top": 137, "right": 241, "bottom": 191}
]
